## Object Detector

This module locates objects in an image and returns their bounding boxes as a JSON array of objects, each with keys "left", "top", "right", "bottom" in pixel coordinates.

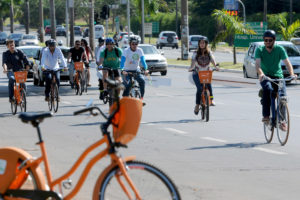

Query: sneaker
[
  {"left": 99, "top": 91, "right": 104, "bottom": 100},
  {"left": 262, "top": 116, "right": 270, "bottom": 123},
  {"left": 194, "top": 105, "right": 200, "bottom": 115},
  {"left": 45, "top": 97, "right": 49, "bottom": 102},
  {"left": 279, "top": 122, "right": 287, "bottom": 131},
  {"left": 210, "top": 100, "right": 216, "bottom": 106}
]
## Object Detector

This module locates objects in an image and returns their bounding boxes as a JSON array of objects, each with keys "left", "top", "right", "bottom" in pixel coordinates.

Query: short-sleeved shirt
[
  {"left": 100, "top": 47, "right": 122, "bottom": 69},
  {"left": 122, "top": 47, "right": 144, "bottom": 71},
  {"left": 255, "top": 44, "right": 288, "bottom": 78},
  {"left": 70, "top": 47, "right": 85, "bottom": 62},
  {"left": 2, "top": 49, "right": 29, "bottom": 72},
  {"left": 191, "top": 51, "right": 213, "bottom": 71}
]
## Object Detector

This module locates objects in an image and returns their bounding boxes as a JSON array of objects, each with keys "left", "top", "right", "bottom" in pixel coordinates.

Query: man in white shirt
[{"left": 41, "top": 39, "right": 67, "bottom": 101}]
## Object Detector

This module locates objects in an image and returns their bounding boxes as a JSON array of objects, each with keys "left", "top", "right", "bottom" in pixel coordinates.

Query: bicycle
[
  {"left": 44, "top": 69, "right": 62, "bottom": 113},
  {"left": 0, "top": 78, "right": 181, "bottom": 200},
  {"left": 126, "top": 71, "right": 142, "bottom": 99},
  {"left": 73, "top": 62, "right": 85, "bottom": 96},
  {"left": 10, "top": 70, "right": 28, "bottom": 115},
  {"left": 101, "top": 67, "right": 118, "bottom": 106},
  {"left": 261, "top": 75, "right": 295, "bottom": 146}
]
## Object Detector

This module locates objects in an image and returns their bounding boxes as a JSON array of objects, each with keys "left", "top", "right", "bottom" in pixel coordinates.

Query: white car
[
  {"left": 16, "top": 46, "right": 41, "bottom": 79},
  {"left": 95, "top": 25, "right": 105, "bottom": 39},
  {"left": 156, "top": 31, "right": 179, "bottom": 49},
  {"left": 189, "top": 35, "right": 202, "bottom": 51},
  {"left": 291, "top": 38, "right": 300, "bottom": 51},
  {"left": 20, "top": 34, "right": 39, "bottom": 46},
  {"left": 243, "top": 41, "right": 300, "bottom": 79}
]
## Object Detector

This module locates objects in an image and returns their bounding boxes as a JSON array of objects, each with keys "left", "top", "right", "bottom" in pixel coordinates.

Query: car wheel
[
  {"left": 243, "top": 66, "right": 249, "bottom": 78},
  {"left": 161, "top": 71, "right": 167, "bottom": 76}
]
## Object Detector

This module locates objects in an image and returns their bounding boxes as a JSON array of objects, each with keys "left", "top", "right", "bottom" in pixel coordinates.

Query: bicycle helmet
[
  {"left": 263, "top": 30, "right": 276, "bottom": 39},
  {"left": 98, "top": 37, "right": 105, "bottom": 43},
  {"left": 105, "top": 37, "right": 114, "bottom": 44},
  {"left": 48, "top": 39, "right": 57, "bottom": 47},
  {"left": 58, "top": 40, "right": 63, "bottom": 46},
  {"left": 198, "top": 36, "right": 209, "bottom": 44},
  {"left": 129, "top": 36, "right": 139, "bottom": 44},
  {"left": 45, "top": 40, "right": 50, "bottom": 46}
]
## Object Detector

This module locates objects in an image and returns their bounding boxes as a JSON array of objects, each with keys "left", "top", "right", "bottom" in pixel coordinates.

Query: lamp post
[{"left": 237, "top": 0, "right": 246, "bottom": 24}]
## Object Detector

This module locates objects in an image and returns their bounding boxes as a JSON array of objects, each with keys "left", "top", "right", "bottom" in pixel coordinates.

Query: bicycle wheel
[
  {"left": 276, "top": 102, "right": 290, "bottom": 146},
  {"left": 204, "top": 91, "right": 209, "bottom": 122},
  {"left": 263, "top": 120, "right": 274, "bottom": 143},
  {"left": 53, "top": 84, "right": 59, "bottom": 113},
  {"left": 78, "top": 73, "right": 83, "bottom": 96},
  {"left": 20, "top": 89, "right": 26, "bottom": 112},
  {"left": 84, "top": 70, "right": 88, "bottom": 93},
  {"left": 96, "top": 160, "right": 181, "bottom": 200},
  {"left": 11, "top": 98, "right": 17, "bottom": 115},
  {"left": 48, "top": 87, "right": 53, "bottom": 111}
]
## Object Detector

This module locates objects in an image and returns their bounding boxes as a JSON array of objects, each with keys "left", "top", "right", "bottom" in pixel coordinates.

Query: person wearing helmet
[
  {"left": 41, "top": 39, "right": 67, "bottom": 101},
  {"left": 188, "top": 36, "right": 219, "bottom": 114},
  {"left": 58, "top": 40, "right": 63, "bottom": 46},
  {"left": 255, "top": 30, "right": 297, "bottom": 129},
  {"left": 120, "top": 35, "right": 148, "bottom": 100},
  {"left": 81, "top": 39, "right": 94, "bottom": 86},
  {"left": 98, "top": 37, "right": 123, "bottom": 99},
  {"left": 95, "top": 37, "right": 106, "bottom": 98}
]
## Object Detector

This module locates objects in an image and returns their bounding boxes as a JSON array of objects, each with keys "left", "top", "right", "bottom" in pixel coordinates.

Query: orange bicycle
[
  {"left": 0, "top": 79, "right": 181, "bottom": 200},
  {"left": 74, "top": 62, "right": 86, "bottom": 96},
  {"left": 10, "top": 70, "right": 28, "bottom": 115}
]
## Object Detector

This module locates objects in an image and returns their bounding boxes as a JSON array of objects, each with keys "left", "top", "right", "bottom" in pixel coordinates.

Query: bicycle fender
[
  {"left": 92, "top": 156, "right": 136, "bottom": 200},
  {"left": 0, "top": 147, "right": 47, "bottom": 194}
]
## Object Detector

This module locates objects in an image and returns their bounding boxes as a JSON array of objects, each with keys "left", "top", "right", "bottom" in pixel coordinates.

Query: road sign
[
  {"left": 224, "top": 0, "right": 239, "bottom": 10},
  {"left": 152, "top": 22, "right": 159, "bottom": 34},
  {"left": 145, "top": 23, "right": 152, "bottom": 35},
  {"left": 115, "top": 16, "right": 119, "bottom": 23}
]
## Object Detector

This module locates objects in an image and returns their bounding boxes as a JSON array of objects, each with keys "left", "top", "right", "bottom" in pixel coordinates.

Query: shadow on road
[{"left": 186, "top": 142, "right": 266, "bottom": 151}]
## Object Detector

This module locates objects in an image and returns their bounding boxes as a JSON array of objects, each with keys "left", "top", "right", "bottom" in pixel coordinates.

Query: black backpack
[{"left": 104, "top": 47, "right": 120, "bottom": 58}]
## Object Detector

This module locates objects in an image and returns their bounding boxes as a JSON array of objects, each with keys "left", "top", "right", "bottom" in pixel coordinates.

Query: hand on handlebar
[
  {"left": 122, "top": 70, "right": 128, "bottom": 75},
  {"left": 259, "top": 74, "right": 266, "bottom": 82},
  {"left": 144, "top": 70, "right": 149, "bottom": 76},
  {"left": 291, "top": 74, "right": 298, "bottom": 80}
]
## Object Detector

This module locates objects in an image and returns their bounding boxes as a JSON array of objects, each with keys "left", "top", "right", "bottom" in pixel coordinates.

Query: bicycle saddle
[{"left": 19, "top": 112, "right": 53, "bottom": 124}]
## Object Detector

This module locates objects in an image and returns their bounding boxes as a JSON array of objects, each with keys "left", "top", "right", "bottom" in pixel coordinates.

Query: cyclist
[
  {"left": 67, "top": 40, "right": 87, "bottom": 88},
  {"left": 120, "top": 35, "right": 148, "bottom": 100},
  {"left": 188, "top": 36, "right": 219, "bottom": 115},
  {"left": 256, "top": 30, "right": 297, "bottom": 130},
  {"left": 41, "top": 39, "right": 67, "bottom": 101},
  {"left": 98, "top": 38, "right": 122, "bottom": 99},
  {"left": 81, "top": 39, "right": 94, "bottom": 86},
  {"left": 95, "top": 37, "right": 106, "bottom": 98},
  {"left": 2, "top": 39, "right": 30, "bottom": 102}
]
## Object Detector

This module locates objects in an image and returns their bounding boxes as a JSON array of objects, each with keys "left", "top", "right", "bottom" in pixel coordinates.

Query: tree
[
  {"left": 211, "top": 9, "right": 255, "bottom": 64},
  {"left": 277, "top": 13, "right": 300, "bottom": 40},
  {"left": 0, "top": 0, "right": 11, "bottom": 31}
]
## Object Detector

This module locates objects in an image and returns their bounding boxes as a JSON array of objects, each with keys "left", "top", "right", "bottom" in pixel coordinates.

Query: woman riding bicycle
[
  {"left": 81, "top": 38, "right": 94, "bottom": 87},
  {"left": 188, "top": 36, "right": 219, "bottom": 115}
]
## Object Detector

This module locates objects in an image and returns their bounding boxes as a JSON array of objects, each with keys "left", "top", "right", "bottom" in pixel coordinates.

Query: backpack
[{"left": 104, "top": 48, "right": 120, "bottom": 59}]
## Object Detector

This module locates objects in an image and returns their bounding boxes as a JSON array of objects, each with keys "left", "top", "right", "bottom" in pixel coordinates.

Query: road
[{"left": 1, "top": 37, "right": 300, "bottom": 199}]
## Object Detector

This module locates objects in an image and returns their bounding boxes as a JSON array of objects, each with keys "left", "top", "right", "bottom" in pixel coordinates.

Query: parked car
[
  {"left": 119, "top": 34, "right": 141, "bottom": 49},
  {"left": 45, "top": 25, "right": 51, "bottom": 35},
  {"left": 56, "top": 27, "right": 66, "bottom": 37},
  {"left": 95, "top": 25, "right": 105, "bottom": 39},
  {"left": 117, "top": 31, "right": 134, "bottom": 41},
  {"left": 33, "top": 46, "right": 70, "bottom": 86},
  {"left": 74, "top": 26, "right": 82, "bottom": 36},
  {"left": 138, "top": 44, "right": 168, "bottom": 76},
  {"left": 156, "top": 31, "right": 179, "bottom": 49},
  {"left": 7, "top": 33, "right": 23, "bottom": 47},
  {"left": 16, "top": 46, "right": 41, "bottom": 80},
  {"left": 291, "top": 38, "right": 300, "bottom": 51},
  {"left": 20, "top": 34, "right": 39, "bottom": 46},
  {"left": 56, "top": 25, "right": 64, "bottom": 29},
  {"left": 0, "top": 32, "right": 8, "bottom": 44},
  {"left": 189, "top": 35, "right": 202, "bottom": 51},
  {"left": 243, "top": 41, "right": 300, "bottom": 79}
]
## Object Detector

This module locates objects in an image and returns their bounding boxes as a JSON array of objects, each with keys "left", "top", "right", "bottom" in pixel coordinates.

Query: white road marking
[
  {"left": 253, "top": 147, "right": 287, "bottom": 155},
  {"left": 141, "top": 121, "right": 155, "bottom": 126},
  {"left": 201, "top": 137, "right": 227, "bottom": 143},
  {"left": 62, "top": 101, "right": 72, "bottom": 105},
  {"left": 155, "top": 93, "right": 173, "bottom": 97},
  {"left": 164, "top": 128, "right": 187, "bottom": 135}
]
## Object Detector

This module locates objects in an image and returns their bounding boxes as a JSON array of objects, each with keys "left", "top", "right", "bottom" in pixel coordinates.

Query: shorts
[{"left": 104, "top": 69, "right": 120, "bottom": 78}]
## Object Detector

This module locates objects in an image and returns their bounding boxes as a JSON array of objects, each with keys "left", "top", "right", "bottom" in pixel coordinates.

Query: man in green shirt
[
  {"left": 98, "top": 38, "right": 122, "bottom": 98},
  {"left": 255, "top": 30, "right": 297, "bottom": 130}
]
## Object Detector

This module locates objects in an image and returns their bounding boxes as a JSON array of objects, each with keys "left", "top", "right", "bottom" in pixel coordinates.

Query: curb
[{"left": 168, "top": 64, "right": 243, "bottom": 74}]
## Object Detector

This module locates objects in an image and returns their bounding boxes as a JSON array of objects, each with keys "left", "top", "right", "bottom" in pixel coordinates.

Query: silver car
[
  {"left": 189, "top": 35, "right": 202, "bottom": 51},
  {"left": 20, "top": 34, "right": 39, "bottom": 46},
  {"left": 156, "top": 31, "right": 179, "bottom": 49},
  {"left": 243, "top": 41, "right": 300, "bottom": 78}
]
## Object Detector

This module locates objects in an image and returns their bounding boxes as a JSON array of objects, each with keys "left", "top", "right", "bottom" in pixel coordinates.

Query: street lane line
[
  {"left": 141, "top": 121, "right": 155, "bottom": 126},
  {"left": 62, "top": 101, "right": 72, "bottom": 105},
  {"left": 164, "top": 128, "right": 187, "bottom": 135},
  {"left": 253, "top": 147, "right": 287, "bottom": 155},
  {"left": 201, "top": 137, "right": 227, "bottom": 143}
]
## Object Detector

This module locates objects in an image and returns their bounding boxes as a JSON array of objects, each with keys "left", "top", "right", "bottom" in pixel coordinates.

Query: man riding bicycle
[
  {"left": 256, "top": 30, "right": 297, "bottom": 130},
  {"left": 67, "top": 40, "right": 87, "bottom": 89},
  {"left": 2, "top": 39, "right": 30, "bottom": 103},
  {"left": 98, "top": 38, "right": 123, "bottom": 99},
  {"left": 120, "top": 36, "right": 149, "bottom": 100},
  {"left": 41, "top": 39, "right": 67, "bottom": 101}
]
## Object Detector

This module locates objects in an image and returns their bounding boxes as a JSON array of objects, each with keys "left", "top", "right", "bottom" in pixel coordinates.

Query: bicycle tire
[
  {"left": 48, "top": 86, "right": 53, "bottom": 111},
  {"left": 79, "top": 73, "right": 83, "bottom": 96},
  {"left": 135, "top": 89, "right": 141, "bottom": 99},
  {"left": 11, "top": 98, "right": 17, "bottom": 115},
  {"left": 263, "top": 121, "right": 274, "bottom": 143},
  {"left": 53, "top": 84, "right": 59, "bottom": 113},
  {"left": 96, "top": 160, "right": 181, "bottom": 200},
  {"left": 84, "top": 70, "right": 88, "bottom": 93},
  {"left": 276, "top": 102, "right": 290, "bottom": 146},
  {"left": 205, "top": 91, "right": 209, "bottom": 122},
  {"left": 20, "top": 89, "right": 26, "bottom": 112}
]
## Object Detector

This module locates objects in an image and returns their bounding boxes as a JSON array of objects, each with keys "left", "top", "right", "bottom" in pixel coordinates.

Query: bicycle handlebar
[
  {"left": 263, "top": 75, "right": 296, "bottom": 82},
  {"left": 73, "top": 106, "right": 108, "bottom": 120}
]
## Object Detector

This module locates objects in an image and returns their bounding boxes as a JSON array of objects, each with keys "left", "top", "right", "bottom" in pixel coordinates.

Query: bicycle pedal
[{"left": 62, "top": 179, "right": 72, "bottom": 189}]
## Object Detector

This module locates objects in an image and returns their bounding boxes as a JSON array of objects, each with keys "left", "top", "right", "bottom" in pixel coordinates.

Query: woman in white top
[{"left": 188, "top": 36, "right": 219, "bottom": 115}]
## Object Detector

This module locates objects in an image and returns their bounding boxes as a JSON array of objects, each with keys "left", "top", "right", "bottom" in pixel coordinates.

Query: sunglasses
[
  {"left": 264, "top": 39, "right": 273, "bottom": 43},
  {"left": 131, "top": 43, "right": 138, "bottom": 46}
]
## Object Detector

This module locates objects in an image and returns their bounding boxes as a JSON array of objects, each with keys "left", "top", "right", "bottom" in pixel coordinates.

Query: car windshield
[
  {"left": 59, "top": 48, "right": 69, "bottom": 58},
  {"left": 23, "top": 35, "right": 36, "bottom": 40},
  {"left": 191, "top": 37, "right": 201, "bottom": 41},
  {"left": 139, "top": 46, "right": 160, "bottom": 55},
  {"left": 74, "top": 27, "right": 80, "bottom": 30},
  {"left": 8, "top": 34, "right": 22, "bottom": 39},
  {"left": 162, "top": 33, "right": 176, "bottom": 37},
  {"left": 95, "top": 27, "right": 103, "bottom": 31},
  {"left": 20, "top": 48, "right": 40, "bottom": 58},
  {"left": 282, "top": 44, "right": 300, "bottom": 57},
  {"left": 0, "top": 32, "right": 7, "bottom": 37}
]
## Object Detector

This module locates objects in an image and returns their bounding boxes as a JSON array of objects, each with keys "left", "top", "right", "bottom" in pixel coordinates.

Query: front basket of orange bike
[
  {"left": 198, "top": 70, "right": 213, "bottom": 84},
  {"left": 14, "top": 71, "right": 28, "bottom": 83},
  {"left": 74, "top": 62, "right": 84, "bottom": 71},
  {"left": 110, "top": 97, "right": 143, "bottom": 145}
]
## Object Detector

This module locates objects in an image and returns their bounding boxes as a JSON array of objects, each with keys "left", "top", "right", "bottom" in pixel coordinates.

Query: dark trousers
[
  {"left": 44, "top": 70, "right": 60, "bottom": 97},
  {"left": 192, "top": 72, "right": 213, "bottom": 105},
  {"left": 122, "top": 70, "right": 145, "bottom": 98}
]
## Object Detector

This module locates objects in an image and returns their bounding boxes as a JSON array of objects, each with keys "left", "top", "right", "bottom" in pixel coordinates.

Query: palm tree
[
  {"left": 211, "top": 9, "right": 255, "bottom": 64},
  {"left": 278, "top": 13, "right": 300, "bottom": 40},
  {"left": 0, "top": 0, "right": 10, "bottom": 31}
]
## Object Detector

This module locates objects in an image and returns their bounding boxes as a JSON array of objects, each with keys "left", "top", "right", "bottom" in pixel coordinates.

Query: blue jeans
[
  {"left": 122, "top": 70, "right": 145, "bottom": 98},
  {"left": 192, "top": 72, "right": 213, "bottom": 105},
  {"left": 7, "top": 71, "right": 26, "bottom": 99},
  {"left": 260, "top": 79, "right": 286, "bottom": 118},
  {"left": 44, "top": 70, "right": 60, "bottom": 97}
]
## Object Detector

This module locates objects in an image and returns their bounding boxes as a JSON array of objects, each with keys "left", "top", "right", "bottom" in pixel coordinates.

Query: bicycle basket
[
  {"left": 110, "top": 97, "right": 143, "bottom": 145},
  {"left": 14, "top": 71, "right": 28, "bottom": 83},
  {"left": 198, "top": 70, "right": 213, "bottom": 84},
  {"left": 74, "top": 62, "right": 84, "bottom": 71}
]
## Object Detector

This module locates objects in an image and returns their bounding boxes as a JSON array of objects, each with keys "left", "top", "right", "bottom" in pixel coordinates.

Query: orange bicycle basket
[
  {"left": 14, "top": 71, "right": 28, "bottom": 83},
  {"left": 74, "top": 62, "right": 84, "bottom": 71},
  {"left": 198, "top": 70, "right": 213, "bottom": 84},
  {"left": 110, "top": 97, "right": 143, "bottom": 145}
]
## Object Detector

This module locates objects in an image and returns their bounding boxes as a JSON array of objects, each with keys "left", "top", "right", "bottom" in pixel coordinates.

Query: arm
[
  {"left": 188, "top": 59, "right": 196, "bottom": 72},
  {"left": 67, "top": 52, "right": 72, "bottom": 63},
  {"left": 256, "top": 58, "right": 265, "bottom": 81},
  {"left": 120, "top": 56, "right": 126, "bottom": 70},
  {"left": 89, "top": 47, "right": 94, "bottom": 60},
  {"left": 140, "top": 56, "right": 148, "bottom": 71},
  {"left": 41, "top": 49, "right": 46, "bottom": 70},
  {"left": 2, "top": 52, "right": 8, "bottom": 72},
  {"left": 21, "top": 51, "right": 30, "bottom": 70},
  {"left": 283, "top": 58, "right": 296, "bottom": 77},
  {"left": 58, "top": 49, "right": 67, "bottom": 68},
  {"left": 210, "top": 53, "right": 219, "bottom": 70}
]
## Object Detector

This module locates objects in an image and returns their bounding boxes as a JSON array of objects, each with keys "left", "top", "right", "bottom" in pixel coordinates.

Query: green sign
[
  {"left": 115, "top": 16, "right": 119, "bottom": 23},
  {"left": 152, "top": 22, "right": 159, "bottom": 34}
]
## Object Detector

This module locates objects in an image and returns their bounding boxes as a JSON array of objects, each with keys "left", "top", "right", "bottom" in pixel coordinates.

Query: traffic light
[
  {"left": 100, "top": 5, "right": 110, "bottom": 20},
  {"left": 94, "top": 13, "right": 99, "bottom": 24}
]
